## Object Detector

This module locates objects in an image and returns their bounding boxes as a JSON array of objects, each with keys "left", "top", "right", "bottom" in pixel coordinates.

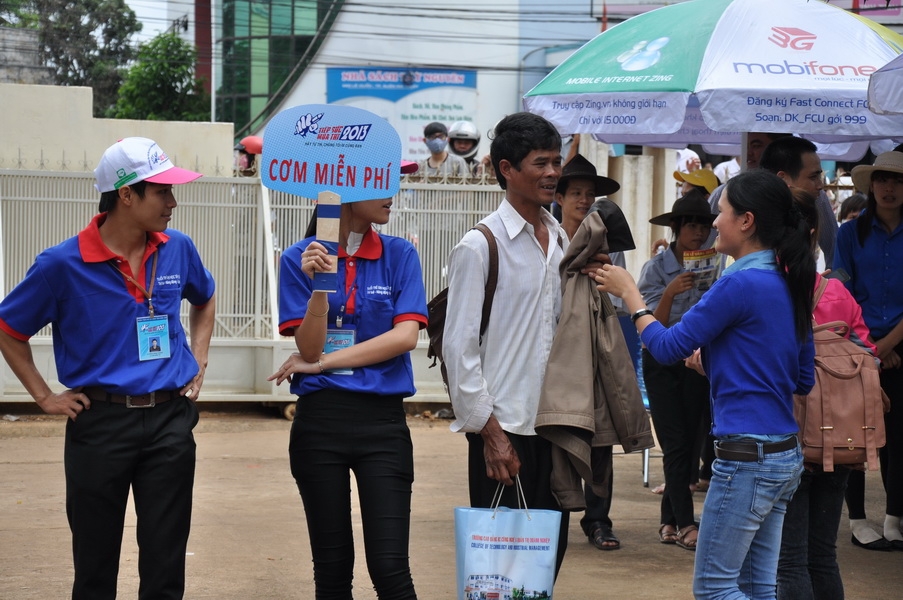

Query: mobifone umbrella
[{"left": 523, "top": 0, "right": 903, "bottom": 144}]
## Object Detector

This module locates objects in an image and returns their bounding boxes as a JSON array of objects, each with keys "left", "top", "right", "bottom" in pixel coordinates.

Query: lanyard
[
  {"left": 336, "top": 252, "right": 360, "bottom": 328},
  {"left": 110, "top": 251, "right": 159, "bottom": 317},
  {"left": 337, "top": 283, "right": 357, "bottom": 328}
]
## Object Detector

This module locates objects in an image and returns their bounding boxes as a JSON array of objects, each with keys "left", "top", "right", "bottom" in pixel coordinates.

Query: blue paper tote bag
[{"left": 454, "top": 478, "right": 561, "bottom": 599}]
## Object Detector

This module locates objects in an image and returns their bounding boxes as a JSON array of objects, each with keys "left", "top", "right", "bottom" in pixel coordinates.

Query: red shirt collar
[
  {"left": 337, "top": 227, "right": 382, "bottom": 259},
  {"left": 77, "top": 213, "right": 169, "bottom": 263}
]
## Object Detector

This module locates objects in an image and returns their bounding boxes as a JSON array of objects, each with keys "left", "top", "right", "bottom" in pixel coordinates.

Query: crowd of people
[{"left": 2, "top": 114, "right": 902, "bottom": 600}]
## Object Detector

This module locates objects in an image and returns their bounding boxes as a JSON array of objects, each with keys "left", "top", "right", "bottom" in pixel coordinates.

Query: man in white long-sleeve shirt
[{"left": 442, "top": 112, "right": 570, "bottom": 576}]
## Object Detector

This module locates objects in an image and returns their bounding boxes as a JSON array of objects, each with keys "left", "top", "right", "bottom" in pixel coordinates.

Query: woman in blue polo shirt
[
  {"left": 270, "top": 164, "right": 427, "bottom": 599},
  {"left": 834, "top": 151, "right": 903, "bottom": 551},
  {"left": 595, "top": 169, "right": 815, "bottom": 599}
]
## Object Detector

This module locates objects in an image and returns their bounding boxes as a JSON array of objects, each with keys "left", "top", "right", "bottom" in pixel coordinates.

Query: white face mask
[{"left": 425, "top": 137, "right": 448, "bottom": 154}]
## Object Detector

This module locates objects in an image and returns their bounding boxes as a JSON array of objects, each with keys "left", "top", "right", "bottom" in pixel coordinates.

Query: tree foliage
[
  {"left": 1, "top": 0, "right": 142, "bottom": 116},
  {"left": 110, "top": 32, "right": 210, "bottom": 122},
  {"left": 0, "top": 0, "right": 39, "bottom": 27}
]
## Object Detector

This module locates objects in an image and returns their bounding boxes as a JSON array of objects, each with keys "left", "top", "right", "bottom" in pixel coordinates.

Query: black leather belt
[
  {"left": 714, "top": 436, "right": 798, "bottom": 462},
  {"left": 83, "top": 386, "right": 182, "bottom": 408}
]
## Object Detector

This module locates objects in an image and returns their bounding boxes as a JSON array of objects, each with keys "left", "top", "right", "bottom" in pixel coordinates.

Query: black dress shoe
[{"left": 851, "top": 533, "right": 893, "bottom": 551}]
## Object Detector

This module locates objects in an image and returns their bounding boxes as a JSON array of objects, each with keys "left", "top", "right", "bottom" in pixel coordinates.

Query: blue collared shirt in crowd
[{"left": 833, "top": 216, "right": 903, "bottom": 340}]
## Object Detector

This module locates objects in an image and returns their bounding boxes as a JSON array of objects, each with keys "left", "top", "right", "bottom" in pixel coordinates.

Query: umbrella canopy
[
  {"left": 587, "top": 96, "right": 894, "bottom": 161},
  {"left": 869, "top": 52, "right": 903, "bottom": 115},
  {"left": 524, "top": 0, "right": 903, "bottom": 143}
]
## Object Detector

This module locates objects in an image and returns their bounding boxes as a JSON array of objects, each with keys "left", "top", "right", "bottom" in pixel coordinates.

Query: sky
[{"left": 124, "top": 0, "right": 173, "bottom": 44}]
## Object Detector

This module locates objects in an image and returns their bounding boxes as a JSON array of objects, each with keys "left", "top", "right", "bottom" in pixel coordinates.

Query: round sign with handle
[{"left": 261, "top": 104, "right": 404, "bottom": 291}]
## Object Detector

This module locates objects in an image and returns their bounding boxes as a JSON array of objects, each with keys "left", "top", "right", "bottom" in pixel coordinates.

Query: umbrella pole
[{"left": 740, "top": 132, "right": 749, "bottom": 173}]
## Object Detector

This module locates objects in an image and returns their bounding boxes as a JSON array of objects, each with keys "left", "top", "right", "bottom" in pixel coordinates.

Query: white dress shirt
[{"left": 443, "top": 199, "right": 566, "bottom": 435}]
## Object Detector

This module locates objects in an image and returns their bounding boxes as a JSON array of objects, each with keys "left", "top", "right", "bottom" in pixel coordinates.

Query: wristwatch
[{"left": 631, "top": 308, "right": 654, "bottom": 324}]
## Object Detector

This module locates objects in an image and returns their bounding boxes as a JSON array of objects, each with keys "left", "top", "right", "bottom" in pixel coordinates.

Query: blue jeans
[
  {"left": 694, "top": 443, "right": 803, "bottom": 600},
  {"left": 776, "top": 467, "right": 850, "bottom": 600}
]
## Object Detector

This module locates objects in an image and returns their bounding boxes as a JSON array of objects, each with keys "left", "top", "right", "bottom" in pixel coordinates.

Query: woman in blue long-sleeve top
[
  {"left": 595, "top": 169, "right": 815, "bottom": 600},
  {"left": 834, "top": 151, "right": 903, "bottom": 551}
]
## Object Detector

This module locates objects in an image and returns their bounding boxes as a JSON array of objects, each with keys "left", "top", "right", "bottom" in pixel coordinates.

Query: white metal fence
[{"left": 0, "top": 170, "right": 505, "bottom": 342}]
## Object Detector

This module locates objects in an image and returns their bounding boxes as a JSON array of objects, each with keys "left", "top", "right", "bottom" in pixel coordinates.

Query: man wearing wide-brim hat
[
  {"left": 554, "top": 153, "right": 620, "bottom": 240},
  {"left": 552, "top": 153, "right": 635, "bottom": 553}
]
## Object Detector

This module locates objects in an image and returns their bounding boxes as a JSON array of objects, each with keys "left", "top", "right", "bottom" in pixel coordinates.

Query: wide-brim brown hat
[
  {"left": 851, "top": 151, "right": 903, "bottom": 193},
  {"left": 557, "top": 153, "right": 620, "bottom": 197},
  {"left": 649, "top": 189, "right": 716, "bottom": 226}
]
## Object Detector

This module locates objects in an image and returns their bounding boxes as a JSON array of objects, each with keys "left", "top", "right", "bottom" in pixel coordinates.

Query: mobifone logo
[{"left": 769, "top": 27, "right": 816, "bottom": 51}]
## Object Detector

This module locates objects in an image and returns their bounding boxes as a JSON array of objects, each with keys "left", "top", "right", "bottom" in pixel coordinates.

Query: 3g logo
[{"left": 769, "top": 27, "right": 816, "bottom": 51}]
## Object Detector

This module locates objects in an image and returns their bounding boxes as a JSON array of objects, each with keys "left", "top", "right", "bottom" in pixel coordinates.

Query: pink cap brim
[
  {"left": 401, "top": 160, "right": 418, "bottom": 174},
  {"left": 145, "top": 166, "right": 203, "bottom": 186}
]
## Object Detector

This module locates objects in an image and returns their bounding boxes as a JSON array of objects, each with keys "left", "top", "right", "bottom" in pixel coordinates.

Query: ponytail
[
  {"left": 725, "top": 171, "right": 815, "bottom": 341},
  {"left": 776, "top": 206, "right": 816, "bottom": 341}
]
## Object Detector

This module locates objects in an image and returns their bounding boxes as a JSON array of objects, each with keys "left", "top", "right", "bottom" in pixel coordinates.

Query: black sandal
[{"left": 590, "top": 525, "right": 621, "bottom": 551}]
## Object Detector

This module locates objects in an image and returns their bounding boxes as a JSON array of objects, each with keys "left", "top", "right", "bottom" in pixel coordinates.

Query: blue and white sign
[
  {"left": 326, "top": 67, "right": 478, "bottom": 161},
  {"left": 261, "top": 104, "right": 403, "bottom": 202}
]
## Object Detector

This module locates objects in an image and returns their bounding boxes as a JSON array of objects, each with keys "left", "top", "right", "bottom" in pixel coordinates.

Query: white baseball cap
[{"left": 94, "top": 137, "right": 202, "bottom": 193}]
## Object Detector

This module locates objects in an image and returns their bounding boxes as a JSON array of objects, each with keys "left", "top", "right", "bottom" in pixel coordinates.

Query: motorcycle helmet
[{"left": 447, "top": 121, "right": 481, "bottom": 161}]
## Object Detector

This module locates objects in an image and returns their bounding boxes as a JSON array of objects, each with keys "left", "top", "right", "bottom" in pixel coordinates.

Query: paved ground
[{"left": 1, "top": 401, "right": 901, "bottom": 599}]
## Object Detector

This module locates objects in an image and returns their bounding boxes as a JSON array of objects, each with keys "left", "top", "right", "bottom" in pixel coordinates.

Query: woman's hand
[
  {"left": 684, "top": 349, "right": 706, "bottom": 377},
  {"left": 581, "top": 253, "right": 613, "bottom": 276},
  {"left": 881, "top": 349, "right": 902, "bottom": 370},
  {"left": 593, "top": 264, "right": 638, "bottom": 299},
  {"left": 664, "top": 272, "right": 696, "bottom": 299},
  {"left": 268, "top": 352, "right": 320, "bottom": 385},
  {"left": 301, "top": 241, "right": 333, "bottom": 280}
]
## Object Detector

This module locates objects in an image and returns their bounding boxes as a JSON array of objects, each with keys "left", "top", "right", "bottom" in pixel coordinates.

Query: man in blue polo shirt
[{"left": 0, "top": 137, "right": 216, "bottom": 600}]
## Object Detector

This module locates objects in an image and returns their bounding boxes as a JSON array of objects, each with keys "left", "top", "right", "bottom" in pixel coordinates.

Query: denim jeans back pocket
[{"left": 750, "top": 474, "right": 793, "bottom": 520}]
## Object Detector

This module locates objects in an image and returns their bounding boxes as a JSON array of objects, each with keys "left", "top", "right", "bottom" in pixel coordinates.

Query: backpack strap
[
  {"left": 811, "top": 276, "right": 830, "bottom": 326},
  {"left": 473, "top": 223, "right": 498, "bottom": 339},
  {"left": 813, "top": 275, "right": 829, "bottom": 306}
]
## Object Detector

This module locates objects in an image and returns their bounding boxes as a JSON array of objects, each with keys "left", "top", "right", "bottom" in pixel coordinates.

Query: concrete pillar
[{"left": 608, "top": 154, "right": 655, "bottom": 278}]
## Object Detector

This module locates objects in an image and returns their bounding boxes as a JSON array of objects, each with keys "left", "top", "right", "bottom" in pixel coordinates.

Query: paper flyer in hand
[{"left": 683, "top": 248, "right": 721, "bottom": 292}]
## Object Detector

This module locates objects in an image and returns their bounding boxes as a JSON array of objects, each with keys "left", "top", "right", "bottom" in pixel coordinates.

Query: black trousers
[
  {"left": 879, "top": 364, "right": 903, "bottom": 516},
  {"left": 289, "top": 390, "right": 417, "bottom": 600},
  {"left": 642, "top": 349, "right": 711, "bottom": 529},
  {"left": 466, "top": 431, "right": 569, "bottom": 579},
  {"left": 65, "top": 396, "right": 198, "bottom": 600},
  {"left": 580, "top": 447, "right": 614, "bottom": 536}
]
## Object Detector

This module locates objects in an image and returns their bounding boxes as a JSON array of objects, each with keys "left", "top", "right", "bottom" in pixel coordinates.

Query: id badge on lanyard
[
  {"left": 324, "top": 326, "right": 356, "bottom": 375},
  {"left": 137, "top": 316, "right": 171, "bottom": 360}
]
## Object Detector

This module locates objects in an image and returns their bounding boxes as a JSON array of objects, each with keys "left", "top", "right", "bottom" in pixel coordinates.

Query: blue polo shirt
[
  {"left": 833, "top": 217, "right": 903, "bottom": 339},
  {"left": 641, "top": 250, "right": 814, "bottom": 437},
  {"left": 0, "top": 213, "right": 215, "bottom": 395},
  {"left": 278, "top": 228, "right": 428, "bottom": 397}
]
